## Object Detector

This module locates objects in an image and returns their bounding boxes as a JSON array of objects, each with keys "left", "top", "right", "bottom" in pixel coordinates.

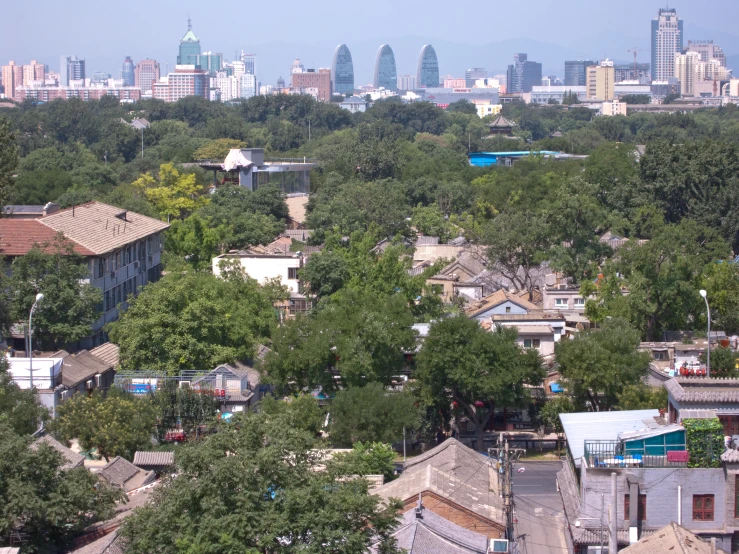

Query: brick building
[{"left": 291, "top": 68, "right": 332, "bottom": 102}]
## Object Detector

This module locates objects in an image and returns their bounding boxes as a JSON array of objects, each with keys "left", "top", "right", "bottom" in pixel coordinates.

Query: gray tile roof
[
  {"left": 99, "top": 456, "right": 141, "bottom": 488},
  {"left": 721, "top": 449, "right": 739, "bottom": 463},
  {"left": 89, "top": 342, "right": 120, "bottom": 368},
  {"left": 665, "top": 377, "right": 739, "bottom": 403},
  {"left": 620, "top": 522, "right": 727, "bottom": 553},
  {"left": 133, "top": 451, "right": 175, "bottom": 467},
  {"left": 372, "top": 506, "right": 489, "bottom": 553},
  {"left": 373, "top": 439, "right": 504, "bottom": 525},
  {"left": 58, "top": 349, "right": 113, "bottom": 388},
  {"left": 31, "top": 435, "right": 85, "bottom": 470}
]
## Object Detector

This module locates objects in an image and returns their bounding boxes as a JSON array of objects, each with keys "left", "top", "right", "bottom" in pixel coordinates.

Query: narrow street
[{"left": 512, "top": 461, "right": 569, "bottom": 554}]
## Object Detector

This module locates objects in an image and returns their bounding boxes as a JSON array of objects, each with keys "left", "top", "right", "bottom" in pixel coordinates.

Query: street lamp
[
  {"left": 28, "top": 293, "right": 44, "bottom": 390},
  {"left": 700, "top": 289, "right": 710, "bottom": 378}
]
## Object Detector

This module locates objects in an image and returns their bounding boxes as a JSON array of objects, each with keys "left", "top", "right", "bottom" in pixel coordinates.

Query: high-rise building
[
  {"left": 374, "top": 45, "right": 397, "bottom": 90},
  {"left": 134, "top": 59, "right": 160, "bottom": 92},
  {"left": 240, "top": 73, "right": 257, "bottom": 99},
  {"left": 58, "top": 56, "right": 85, "bottom": 85},
  {"left": 417, "top": 45, "right": 439, "bottom": 88},
  {"left": 241, "top": 52, "right": 256, "bottom": 76},
  {"left": 22, "top": 60, "right": 45, "bottom": 86},
  {"left": 651, "top": 8, "right": 683, "bottom": 81},
  {"left": 59, "top": 56, "right": 68, "bottom": 87},
  {"left": 122, "top": 56, "right": 135, "bottom": 86},
  {"left": 153, "top": 65, "right": 208, "bottom": 102},
  {"left": 331, "top": 44, "right": 354, "bottom": 95},
  {"left": 291, "top": 58, "right": 305, "bottom": 74},
  {"left": 674, "top": 51, "right": 730, "bottom": 96},
  {"left": 292, "top": 68, "right": 331, "bottom": 102},
  {"left": 230, "top": 61, "right": 246, "bottom": 79},
  {"left": 276, "top": 76, "right": 286, "bottom": 89},
  {"left": 614, "top": 63, "right": 651, "bottom": 83},
  {"left": 586, "top": 60, "right": 615, "bottom": 101},
  {"left": 177, "top": 19, "right": 201, "bottom": 67},
  {"left": 464, "top": 68, "right": 487, "bottom": 88},
  {"left": 564, "top": 60, "right": 597, "bottom": 86},
  {"left": 674, "top": 52, "right": 700, "bottom": 96},
  {"left": 507, "top": 53, "right": 542, "bottom": 93},
  {"left": 397, "top": 74, "right": 416, "bottom": 91},
  {"left": 200, "top": 52, "right": 223, "bottom": 74},
  {"left": 686, "top": 40, "right": 726, "bottom": 67},
  {"left": 91, "top": 71, "right": 111, "bottom": 84},
  {"left": 1, "top": 62, "right": 21, "bottom": 99}
]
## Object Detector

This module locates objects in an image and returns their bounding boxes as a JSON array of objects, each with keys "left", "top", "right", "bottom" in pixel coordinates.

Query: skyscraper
[
  {"left": 66, "top": 56, "right": 85, "bottom": 83},
  {"left": 651, "top": 8, "right": 683, "bottom": 81},
  {"left": 331, "top": 44, "right": 354, "bottom": 95},
  {"left": 464, "top": 68, "right": 487, "bottom": 88},
  {"left": 1, "top": 62, "right": 22, "bottom": 99},
  {"left": 122, "top": 56, "right": 135, "bottom": 86},
  {"left": 397, "top": 74, "right": 416, "bottom": 91},
  {"left": 564, "top": 60, "right": 596, "bottom": 86},
  {"left": 200, "top": 52, "right": 223, "bottom": 74},
  {"left": 241, "top": 52, "right": 256, "bottom": 76},
  {"left": 586, "top": 60, "right": 615, "bottom": 101},
  {"left": 686, "top": 40, "right": 726, "bottom": 67},
  {"left": 374, "top": 45, "right": 397, "bottom": 90},
  {"left": 134, "top": 59, "right": 161, "bottom": 92},
  {"left": 240, "top": 73, "right": 257, "bottom": 99},
  {"left": 417, "top": 45, "right": 439, "bottom": 88},
  {"left": 22, "top": 60, "right": 45, "bottom": 85},
  {"left": 506, "top": 53, "right": 542, "bottom": 93},
  {"left": 177, "top": 18, "right": 201, "bottom": 67}
]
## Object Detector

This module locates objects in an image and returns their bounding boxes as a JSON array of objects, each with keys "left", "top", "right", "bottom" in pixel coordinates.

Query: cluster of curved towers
[{"left": 330, "top": 44, "right": 440, "bottom": 94}]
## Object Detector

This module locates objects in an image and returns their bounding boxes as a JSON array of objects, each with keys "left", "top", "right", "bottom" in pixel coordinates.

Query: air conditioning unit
[
  {"left": 134, "top": 260, "right": 139, "bottom": 270},
  {"left": 488, "top": 539, "right": 509, "bottom": 553}
]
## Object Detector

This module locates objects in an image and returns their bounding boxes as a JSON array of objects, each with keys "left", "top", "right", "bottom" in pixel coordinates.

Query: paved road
[{"left": 511, "top": 461, "right": 569, "bottom": 554}]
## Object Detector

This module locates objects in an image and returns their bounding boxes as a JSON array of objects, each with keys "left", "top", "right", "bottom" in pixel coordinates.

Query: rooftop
[
  {"left": 665, "top": 377, "right": 739, "bottom": 403},
  {"left": 620, "top": 522, "right": 728, "bottom": 554},
  {"left": 31, "top": 435, "right": 85, "bottom": 470},
  {"left": 89, "top": 342, "right": 120, "bottom": 368},
  {"left": 464, "top": 289, "right": 540, "bottom": 318},
  {"left": 99, "top": 456, "right": 155, "bottom": 492},
  {"left": 133, "top": 451, "right": 175, "bottom": 468},
  {"left": 0, "top": 219, "right": 94, "bottom": 256}
]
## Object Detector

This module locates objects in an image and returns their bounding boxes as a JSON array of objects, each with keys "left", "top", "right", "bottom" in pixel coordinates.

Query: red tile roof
[{"left": 0, "top": 219, "right": 94, "bottom": 256}]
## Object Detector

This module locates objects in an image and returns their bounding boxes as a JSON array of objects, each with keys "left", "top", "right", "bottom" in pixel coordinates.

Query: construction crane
[{"left": 627, "top": 47, "right": 648, "bottom": 80}]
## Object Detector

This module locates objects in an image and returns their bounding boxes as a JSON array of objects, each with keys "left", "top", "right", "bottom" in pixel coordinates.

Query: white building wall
[{"left": 213, "top": 255, "right": 301, "bottom": 293}]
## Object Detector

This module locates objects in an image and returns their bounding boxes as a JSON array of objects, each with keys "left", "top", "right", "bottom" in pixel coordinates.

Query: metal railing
[{"left": 584, "top": 440, "right": 688, "bottom": 468}]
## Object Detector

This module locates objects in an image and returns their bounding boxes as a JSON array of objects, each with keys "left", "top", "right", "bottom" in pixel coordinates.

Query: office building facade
[
  {"left": 200, "top": 52, "right": 223, "bottom": 74},
  {"left": 59, "top": 56, "right": 85, "bottom": 85},
  {"left": 177, "top": 19, "right": 201, "bottom": 67},
  {"left": 241, "top": 52, "right": 256, "bottom": 76},
  {"left": 240, "top": 73, "right": 257, "bottom": 99},
  {"left": 614, "top": 63, "right": 651, "bottom": 83},
  {"left": 686, "top": 40, "right": 726, "bottom": 67},
  {"left": 121, "top": 56, "right": 135, "bottom": 86},
  {"left": 651, "top": 8, "right": 683, "bottom": 81},
  {"left": 397, "top": 74, "right": 416, "bottom": 90},
  {"left": 292, "top": 68, "right": 332, "bottom": 102},
  {"left": 564, "top": 60, "right": 596, "bottom": 86},
  {"left": 507, "top": 53, "right": 542, "bottom": 93},
  {"left": 331, "top": 44, "right": 354, "bottom": 95},
  {"left": 586, "top": 60, "right": 615, "bottom": 101},
  {"left": 417, "top": 45, "right": 439, "bottom": 88},
  {"left": 465, "top": 68, "right": 488, "bottom": 88},
  {"left": 374, "top": 45, "right": 397, "bottom": 90},
  {"left": 153, "top": 65, "right": 208, "bottom": 102},
  {"left": 134, "top": 59, "right": 160, "bottom": 92}
]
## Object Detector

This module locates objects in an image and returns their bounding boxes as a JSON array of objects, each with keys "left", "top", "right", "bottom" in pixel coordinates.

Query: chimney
[{"left": 414, "top": 493, "right": 424, "bottom": 519}]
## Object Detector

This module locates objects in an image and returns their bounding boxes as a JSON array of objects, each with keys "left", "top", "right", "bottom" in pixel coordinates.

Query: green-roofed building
[{"left": 177, "top": 18, "right": 201, "bottom": 67}]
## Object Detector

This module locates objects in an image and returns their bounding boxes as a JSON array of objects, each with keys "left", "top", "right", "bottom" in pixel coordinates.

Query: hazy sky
[{"left": 2, "top": 0, "right": 738, "bottom": 85}]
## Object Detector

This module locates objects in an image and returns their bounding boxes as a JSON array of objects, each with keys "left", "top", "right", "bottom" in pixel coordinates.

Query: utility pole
[
  {"left": 609, "top": 472, "right": 617, "bottom": 554},
  {"left": 600, "top": 494, "right": 605, "bottom": 553},
  {"left": 489, "top": 435, "right": 525, "bottom": 544}
]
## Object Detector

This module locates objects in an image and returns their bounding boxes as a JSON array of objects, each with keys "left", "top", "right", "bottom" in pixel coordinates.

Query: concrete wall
[
  {"left": 581, "top": 465, "right": 733, "bottom": 551},
  {"left": 213, "top": 255, "right": 301, "bottom": 293},
  {"left": 474, "top": 301, "right": 529, "bottom": 320},
  {"left": 542, "top": 287, "right": 585, "bottom": 311}
]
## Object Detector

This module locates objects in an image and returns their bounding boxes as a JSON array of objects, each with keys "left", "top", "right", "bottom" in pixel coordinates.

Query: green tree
[
  {"left": 193, "top": 138, "right": 247, "bottom": 160},
  {"left": 118, "top": 412, "right": 402, "bottom": 553},
  {"left": 411, "top": 203, "right": 453, "bottom": 241},
  {"left": 259, "top": 394, "right": 326, "bottom": 437},
  {"left": 164, "top": 214, "right": 230, "bottom": 270},
  {"left": 415, "top": 317, "right": 544, "bottom": 451},
  {"left": 555, "top": 318, "right": 651, "bottom": 411},
  {"left": 152, "top": 381, "right": 221, "bottom": 440},
  {"left": 300, "top": 249, "right": 351, "bottom": 299},
  {"left": 328, "top": 383, "right": 421, "bottom": 447},
  {"left": 329, "top": 442, "right": 397, "bottom": 482},
  {"left": 108, "top": 269, "right": 276, "bottom": 374},
  {"left": 51, "top": 388, "right": 157, "bottom": 462},
  {"left": 0, "top": 421, "right": 123, "bottom": 552},
  {"left": 540, "top": 396, "right": 575, "bottom": 435},
  {"left": 0, "top": 357, "right": 49, "bottom": 435},
  {"left": 701, "top": 262, "right": 739, "bottom": 334},
  {"left": 616, "top": 384, "right": 669, "bottom": 410},
  {"left": 0, "top": 117, "right": 18, "bottom": 209},
  {"left": 10, "top": 235, "right": 101, "bottom": 350},
  {"left": 262, "top": 290, "right": 416, "bottom": 392},
  {"left": 700, "top": 347, "right": 739, "bottom": 378},
  {"left": 11, "top": 169, "right": 74, "bottom": 204},
  {"left": 133, "top": 162, "right": 208, "bottom": 220}
]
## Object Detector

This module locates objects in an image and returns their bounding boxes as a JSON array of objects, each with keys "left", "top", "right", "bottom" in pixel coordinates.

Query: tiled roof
[
  {"left": 664, "top": 377, "right": 739, "bottom": 403},
  {"left": 514, "top": 324, "right": 554, "bottom": 335},
  {"left": 0, "top": 219, "right": 94, "bottom": 256},
  {"left": 99, "top": 456, "right": 141, "bottom": 488},
  {"left": 464, "top": 290, "right": 541, "bottom": 318},
  {"left": 415, "top": 236, "right": 440, "bottom": 246},
  {"left": 39, "top": 201, "right": 169, "bottom": 255},
  {"left": 373, "top": 439, "right": 504, "bottom": 526},
  {"left": 57, "top": 350, "right": 113, "bottom": 388},
  {"left": 89, "top": 342, "right": 120, "bottom": 368},
  {"left": 620, "top": 522, "right": 728, "bottom": 553},
  {"left": 488, "top": 114, "right": 517, "bottom": 128},
  {"left": 281, "top": 229, "right": 313, "bottom": 241},
  {"left": 31, "top": 435, "right": 85, "bottom": 470},
  {"left": 133, "top": 451, "right": 175, "bottom": 467},
  {"left": 490, "top": 311, "right": 565, "bottom": 321},
  {"left": 370, "top": 506, "right": 489, "bottom": 554},
  {"left": 721, "top": 449, "right": 739, "bottom": 463}
]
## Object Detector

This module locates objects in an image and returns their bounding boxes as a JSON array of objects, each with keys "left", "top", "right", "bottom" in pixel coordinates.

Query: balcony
[{"left": 584, "top": 440, "right": 689, "bottom": 469}]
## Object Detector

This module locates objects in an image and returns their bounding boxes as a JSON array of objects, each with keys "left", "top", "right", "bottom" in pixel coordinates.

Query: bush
[{"left": 683, "top": 418, "right": 724, "bottom": 468}]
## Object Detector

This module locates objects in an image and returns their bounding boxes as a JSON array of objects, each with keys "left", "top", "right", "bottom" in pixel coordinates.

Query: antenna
[{"left": 187, "top": 14, "right": 192, "bottom": 31}]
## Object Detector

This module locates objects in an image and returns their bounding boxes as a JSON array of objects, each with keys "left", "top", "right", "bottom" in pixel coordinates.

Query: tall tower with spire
[{"left": 177, "top": 18, "right": 201, "bottom": 67}]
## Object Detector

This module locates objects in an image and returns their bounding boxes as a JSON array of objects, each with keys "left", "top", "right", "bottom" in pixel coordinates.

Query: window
[
  {"left": 505, "top": 306, "right": 512, "bottom": 313},
  {"left": 555, "top": 298, "right": 568, "bottom": 308},
  {"left": 736, "top": 476, "right": 739, "bottom": 518},
  {"left": 574, "top": 298, "right": 585, "bottom": 308},
  {"left": 654, "top": 352, "right": 666, "bottom": 361},
  {"left": 288, "top": 267, "right": 299, "bottom": 280},
  {"left": 624, "top": 494, "right": 647, "bottom": 521},
  {"left": 693, "top": 495, "right": 714, "bottom": 521},
  {"left": 523, "top": 339, "right": 541, "bottom": 349},
  {"left": 98, "top": 258, "right": 104, "bottom": 279}
]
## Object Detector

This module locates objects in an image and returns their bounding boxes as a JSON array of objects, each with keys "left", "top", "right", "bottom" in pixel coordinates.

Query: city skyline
[{"left": 2, "top": 1, "right": 739, "bottom": 86}]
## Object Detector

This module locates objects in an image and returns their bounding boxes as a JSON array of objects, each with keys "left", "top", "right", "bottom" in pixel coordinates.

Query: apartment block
[
  {"left": 134, "top": 59, "right": 160, "bottom": 92},
  {"left": 291, "top": 68, "right": 331, "bottom": 102},
  {"left": 586, "top": 60, "right": 615, "bottom": 101},
  {"left": 152, "top": 65, "right": 209, "bottom": 102}
]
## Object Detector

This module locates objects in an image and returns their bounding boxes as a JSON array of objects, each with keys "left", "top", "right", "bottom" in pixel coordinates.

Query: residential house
[
  {"left": 542, "top": 282, "right": 587, "bottom": 313},
  {"left": 133, "top": 451, "right": 175, "bottom": 473},
  {"left": 620, "top": 522, "right": 728, "bottom": 553},
  {"left": 0, "top": 202, "right": 169, "bottom": 348},
  {"left": 465, "top": 289, "right": 540, "bottom": 320},
  {"left": 50, "top": 349, "right": 116, "bottom": 398},
  {"left": 413, "top": 235, "right": 467, "bottom": 264},
  {"left": 426, "top": 251, "right": 487, "bottom": 302},
  {"left": 369, "top": 499, "right": 492, "bottom": 554},
  {"left": 98, "top": 456, "right": 156, "bottom": 493},
  {"left": 558, "top": 409, "right": 739, "bottom": 552},
  {"left": 31, "top": 435, "right": 85, "bottom": 470},
  {"left": 665, "top": 377, "right": 739, "bottom": 437},
  {"left": 191, "top": 360, "right": 271, "bottom": 413},
  {"left": 373, "top": 438, "right": 506, "bottom": 540},
  {"left": 89, "top": 342, "right": 120, "bottom": 369}
]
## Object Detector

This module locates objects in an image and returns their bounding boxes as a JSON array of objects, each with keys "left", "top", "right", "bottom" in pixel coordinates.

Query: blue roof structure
[{"left": 468, "top": 151, "right": 565, "bottom": 167}]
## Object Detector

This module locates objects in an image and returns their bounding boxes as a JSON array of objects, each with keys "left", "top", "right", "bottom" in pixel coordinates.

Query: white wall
[{"left": 214, "top": 255, "right": 301, "bottom": 293}]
